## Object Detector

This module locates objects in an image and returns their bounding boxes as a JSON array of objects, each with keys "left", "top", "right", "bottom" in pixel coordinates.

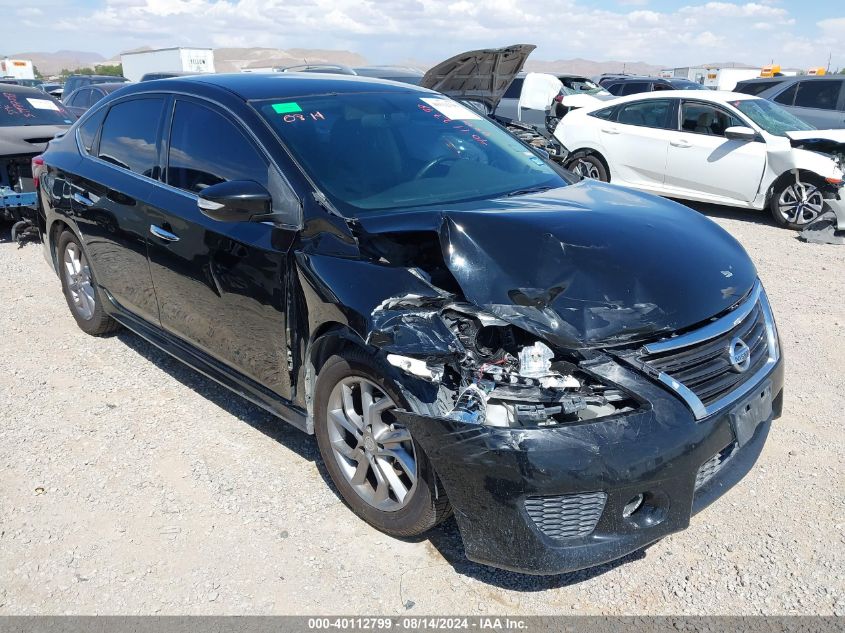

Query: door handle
[
  {"left": 150, "top": 224, "right": 180, "bottom": 242},
  {"left": 72, "top": 192, "right": 94, "bottom": 207},
  {"left": 670, "top": 140, "right": 691, "bottom": 148},
  {"left": 601, "top": 127, "right": 620, "bottom": 135}
]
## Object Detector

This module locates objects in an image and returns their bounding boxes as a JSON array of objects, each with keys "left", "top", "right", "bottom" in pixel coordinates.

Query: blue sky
[{"left": 3, "top": 0, "right": 844, "bottom": 69}]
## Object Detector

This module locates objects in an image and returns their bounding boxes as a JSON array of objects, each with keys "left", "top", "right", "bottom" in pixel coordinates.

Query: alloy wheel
[
  {"left": 63, "top": 243, "right": 95, "bottom": 320},
  {"left": 572, "top": 158, "right": 602, "bottom": 180},
  {"left": 326, "top": 376, "right": 417, "bottom": 511},
  {"left": 778, "top": 182, "right": 824, "bottom": 226}
]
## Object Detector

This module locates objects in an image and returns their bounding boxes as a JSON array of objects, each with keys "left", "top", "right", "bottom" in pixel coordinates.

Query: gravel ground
[{"left": 0, "top": 205, "right": 843, "bottom": 616}]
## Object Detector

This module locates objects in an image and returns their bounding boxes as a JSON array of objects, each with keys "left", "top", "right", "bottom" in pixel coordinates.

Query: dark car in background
[
  {"left": 64, "top": 83, "right": 127, "bottom": 118},
  {"left": 37, "top": 73, "right": 783, "bottom": 575},
  {"left": 62, "top": 74, "right": 129, "bottom": 104},
  {"left": 734, "top": 75, "right": 845, "bottom": 128},
  {"left": 602, "top": 76, "right": 705, "bottom": 96},
  {"left": 1, "top": 84, "right": 73, "bottom": 193}
]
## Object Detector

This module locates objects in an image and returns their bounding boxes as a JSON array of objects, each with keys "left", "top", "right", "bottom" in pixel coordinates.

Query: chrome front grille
[
  {"left": 524, "top": 491, "right": 606, "bottom": 540},
  {"left": 637, "top": 281, "right": 779, "bottom": 419}
]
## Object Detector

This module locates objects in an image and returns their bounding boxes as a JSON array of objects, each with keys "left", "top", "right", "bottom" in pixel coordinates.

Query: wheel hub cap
[{"left": 326, "top": 376, "right": 417, "bottom": 512}]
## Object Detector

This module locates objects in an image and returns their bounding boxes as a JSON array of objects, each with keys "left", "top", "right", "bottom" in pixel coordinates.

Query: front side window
[
  {"left": 167, "top": 100, "right": 268, "bottom": 194},
  {"left": 794, "top": 80, "right": 842, "bottom": 111},
  {"left": 255, "top": 92, "right": 568, "bottom": 214},
  {"left": 616, "top": 99, "right": 672, "bottom": 128},
  {"left": 680, "top": 102, "right": 743, "bottom": 136},
  {"left": 98, "top": 97, "right": 165, "bottom": 176}
]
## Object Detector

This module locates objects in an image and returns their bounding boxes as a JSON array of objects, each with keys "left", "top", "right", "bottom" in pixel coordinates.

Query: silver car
[{"left": 735, "top": 75, "right": 845, "bottom": 129}]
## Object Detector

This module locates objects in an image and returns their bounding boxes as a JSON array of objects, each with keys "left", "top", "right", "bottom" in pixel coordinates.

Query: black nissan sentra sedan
[{"left": 37, "top": 73, "right": 783, "bottom": 574}]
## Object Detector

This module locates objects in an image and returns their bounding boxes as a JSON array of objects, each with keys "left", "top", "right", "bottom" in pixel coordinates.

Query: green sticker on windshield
[{"left": 272, "top": 102, "right": 302, "bottom": 114}]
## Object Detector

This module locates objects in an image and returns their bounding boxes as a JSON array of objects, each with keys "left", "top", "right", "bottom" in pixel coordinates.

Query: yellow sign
[
  {"left": 807, "top": 67, "right": 826, "bottom": 76},
  {"left": 760, "top": 64, "right": 781, "bottom": 78}
]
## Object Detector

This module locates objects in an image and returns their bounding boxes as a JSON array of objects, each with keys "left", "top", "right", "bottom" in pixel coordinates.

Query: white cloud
[{"left": 6, "top": 0, "right": 844, "bottom": 71}]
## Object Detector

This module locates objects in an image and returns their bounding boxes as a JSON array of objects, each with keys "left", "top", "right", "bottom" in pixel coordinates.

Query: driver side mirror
[
  {"left": 724, "top": 126, "right": 757, "bottom": 142},
  {"left": 197, "top": 180, "right": 272, "bottom": 222}
]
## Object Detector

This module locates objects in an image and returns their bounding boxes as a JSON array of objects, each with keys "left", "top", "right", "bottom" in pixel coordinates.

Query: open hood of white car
[{"left": 420, "top": 44, "right": 536, "bottom": 112}]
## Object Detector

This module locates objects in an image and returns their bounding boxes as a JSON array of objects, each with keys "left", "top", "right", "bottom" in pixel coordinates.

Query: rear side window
[
  {"left": 735, "top": 81, "right": 780, "bottom": 96},
  {"left": 606, "top": 83, "right": 624, "bottom": 96},
  {"left": 616, "top": 99, "right": 672, "bottom": 128},
  {"left": 589, "top": 106, "right": 616, "bottom": 121},
  {"left": 773, "top": 83, "right": 798, "bottom": 106},
  {"left": 620, "top": 82, "right": 650, "bottom": 96},
  {"left": 77, "top": 107, "right": 107, "bottom": 153},
  {"left": 166, "top": 100, "right": 268, "bottom": 194},
  {"left": 503, "top": 78, "right": 524, "bottom": 99},
  {"left": 794, "top": 80, "right": 842, "bottom": 111},
  {"left": 652, "top": 82, "right": 672, "bottom": 91},
  {"left": 98, "top": 97, "right": 165, "bottom": 177}
]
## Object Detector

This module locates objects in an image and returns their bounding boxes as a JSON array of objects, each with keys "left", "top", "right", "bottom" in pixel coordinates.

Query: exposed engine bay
[{"left": 382, "top": 303, "right": 637, "bottom": 427}]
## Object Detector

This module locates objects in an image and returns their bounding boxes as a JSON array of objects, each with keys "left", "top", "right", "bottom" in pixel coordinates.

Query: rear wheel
[
  {"left": 770, "top": 179, "right": 825, "bottom": 230},
  {"left": 566, "top": 154, "right": 608, "bottom": 182},
  {"left": 314, "top": 347, "right": 450, "bottom": 537},
  {"left": 57, "top": 231, "right": 121, "bottom": 336}
]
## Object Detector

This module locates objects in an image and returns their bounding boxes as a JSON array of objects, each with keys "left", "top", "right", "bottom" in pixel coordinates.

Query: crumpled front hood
[
  {"left": 0, "top": 124, "right": 68, "bottom": 156},
  {"left": 356, "top": 181, "right": 758, "bottom": 349}
]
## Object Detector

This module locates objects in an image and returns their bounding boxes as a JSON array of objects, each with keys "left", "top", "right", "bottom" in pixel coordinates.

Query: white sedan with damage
[{"left": 555, "top": 90, "right": 845, "bottom": 230}]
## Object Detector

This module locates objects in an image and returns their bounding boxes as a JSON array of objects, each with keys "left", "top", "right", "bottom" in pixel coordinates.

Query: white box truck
[
  {"left": 703, "top": 67, "right": 761, "bottom": 91},
  {"left": 120, "top": 48, "right": 215, "bottom": 82},
  {"left": 0, "top": 58, "right": 35, "bottom": 80}
]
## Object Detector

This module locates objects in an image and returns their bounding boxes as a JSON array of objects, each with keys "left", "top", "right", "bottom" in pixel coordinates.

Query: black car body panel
[
  {"left": 395, "top": 358, "right": 783, "bottom": 574},
  {"left": 353, "top": 183, "right": 757, "bottom": 350},
  {"left": 37, "top": 74, "right": 784, "bottom": 575}
]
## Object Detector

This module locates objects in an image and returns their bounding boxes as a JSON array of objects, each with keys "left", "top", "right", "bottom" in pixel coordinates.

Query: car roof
[
  {"left": 737, "top": 75, "right": 834, "bottom": 84},
  {"left": 0, "top": 82, "right": 48, "bottom": 96},
  {"left": 584, "top": 89, "right": 758, "bottom": 108},
  {"left": 126, "top": 72, "right": 436, "bottom": 101}
]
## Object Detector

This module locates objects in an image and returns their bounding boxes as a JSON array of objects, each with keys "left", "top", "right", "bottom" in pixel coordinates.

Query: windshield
[
  {"left": 669, "top": 80, "right": 706, "bottom": 90},
  {"left": 560, "top": 77, "right": 609, "bottom": 96},
  {"left": 1, "top": 91, "right": 74, "bottom": 126},
  {"left": 256, "top": 92, "right": 568, "bottom": 213},
  {"left": 729, "top": 97, "right": 815, "bottom": 136}
]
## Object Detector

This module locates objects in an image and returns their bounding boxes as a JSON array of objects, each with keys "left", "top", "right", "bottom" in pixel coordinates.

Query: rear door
[
  {"left": 65, "top": 96, "right": 166, "bottom": 323},
  {"left": 774, "top": 79, "right": 845, "bottom": 128},
  {"left": 145, "top": 96, "right": 299, "bottom": 399},
  {"left": 597, "top": 98, "right": 675, "bottom": 189},
  {"left": 663, "top": 99, "right": 767, "bottom": 204}
]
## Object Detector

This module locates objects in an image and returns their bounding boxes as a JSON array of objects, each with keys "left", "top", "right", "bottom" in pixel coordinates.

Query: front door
[
  {"left": 663, "top": 100, "right": 767, "bottom": 205},
  {"left": 145, "top": 97, "right": 298, "bottom": 399}
]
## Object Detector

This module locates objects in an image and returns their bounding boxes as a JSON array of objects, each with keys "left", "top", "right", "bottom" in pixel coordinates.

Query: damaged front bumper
[{"left": 392, "top": 358, "right": 784, "bottom": 575}]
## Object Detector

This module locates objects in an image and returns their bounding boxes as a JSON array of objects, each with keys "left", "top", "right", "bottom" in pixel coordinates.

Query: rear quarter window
[{"left": 735, "top": 81, "right": 781, "bottom": 96}]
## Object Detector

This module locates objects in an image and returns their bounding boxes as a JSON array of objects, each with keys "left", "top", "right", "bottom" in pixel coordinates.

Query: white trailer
[
  {"left": 703, "top": 67, "right": 761, "bottom": 91},
  {"left": 120, "top": 48, "right": 215, "bottom": 82},
  {"left": 0, "top": 58, "right": 35, "bottom": 80}
]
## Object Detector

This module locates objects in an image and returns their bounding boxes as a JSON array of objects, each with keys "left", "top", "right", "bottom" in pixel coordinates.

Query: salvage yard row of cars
[{"left": 1, "top": 43, "right": 843, "bottom": 575}]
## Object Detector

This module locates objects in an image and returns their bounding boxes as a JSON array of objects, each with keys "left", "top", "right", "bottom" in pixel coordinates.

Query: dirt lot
[{"left": 1, "top": 205, "right": 843, "bottom": 615}]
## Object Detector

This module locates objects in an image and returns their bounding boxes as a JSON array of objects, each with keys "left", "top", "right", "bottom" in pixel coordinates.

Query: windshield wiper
[{"left": 504, "top": 185, "right": 554, "bottom": 198}]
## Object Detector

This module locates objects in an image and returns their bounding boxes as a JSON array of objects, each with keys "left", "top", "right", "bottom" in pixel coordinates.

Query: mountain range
[{"left": 8, "top": 47, "right": 758, "bottom": 78}]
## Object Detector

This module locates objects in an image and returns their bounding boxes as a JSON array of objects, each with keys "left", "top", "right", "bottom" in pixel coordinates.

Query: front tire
[
  {"left": 314, "top": 347, "right": 450, "bottom": 537},
  {"left": 57, "top": 231, "right": 121, "bottom": 336},
  {"left": 769, "top": 179, "right": 825, "bottom": 230},
  {"left": 566, "top": 153, "right": 609, "bottom": 182}
]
